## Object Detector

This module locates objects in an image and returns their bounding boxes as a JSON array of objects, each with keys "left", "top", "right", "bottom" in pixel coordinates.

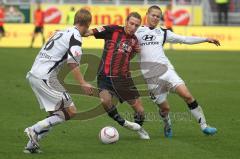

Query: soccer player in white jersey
[
  {"left": 135, "top": 5, "right": 220, "bottom": 137},
  {"left": 23, "top": 9, "right": 93, "bottom": 153}
]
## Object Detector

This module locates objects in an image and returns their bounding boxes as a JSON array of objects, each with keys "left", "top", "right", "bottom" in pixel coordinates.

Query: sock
[
  {"left": 159, "top": 110, "right": 171, "bottom": 127},
  {"left": 107, "top": 105, "right": 125, "bottom": 126},
  {"left": 188, "top": 100, "right": 207, "bottom": 130},
  {"left": 31, "top": 115, "right": 65, "bottom": 134},
  {"left": 26, "top": 140, "right": 35, "bottom": 149},
  {"left": 37, "top": 127, "right": 52, "bottom": 141},
  {"left": 25, "top": 127, "right": 52, "bottom": 149},
  {"left": 134, "top": 112, "right": 145, "bottom": 126}
]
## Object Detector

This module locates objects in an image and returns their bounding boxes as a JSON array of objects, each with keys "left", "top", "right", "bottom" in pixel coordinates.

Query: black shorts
[
  {"left": 0, "top": 26, "right": 5, "bottom": 36},
  {"left": 34, "top": 26, "right": 44, "bottom": 33},
  {"left": 97, "top": 75, "right": 140, "bottom": 103}
]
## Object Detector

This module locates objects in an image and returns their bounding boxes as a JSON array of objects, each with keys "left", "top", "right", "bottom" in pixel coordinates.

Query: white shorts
[
  {"left": 145, "top": 69, "right": 184, "bottom": 104},
  {"left": 26, "top": 73, "right": 73, "bottom": 112}
]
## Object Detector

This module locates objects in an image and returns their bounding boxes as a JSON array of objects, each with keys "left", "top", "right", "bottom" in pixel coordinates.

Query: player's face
[
  {"left": 82, "top": 22, "right": 91, "bottom": 35},
  {"left": 147, "top": 9, "right": 162, "bottom": 28},
  {"left": 125, "top": 17, "right": 141, "bottom": 35}
]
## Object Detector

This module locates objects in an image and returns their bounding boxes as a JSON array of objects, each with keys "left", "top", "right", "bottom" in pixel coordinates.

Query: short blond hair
[{"left": 74, "top": 8, "right": 92, "bottom": 26}]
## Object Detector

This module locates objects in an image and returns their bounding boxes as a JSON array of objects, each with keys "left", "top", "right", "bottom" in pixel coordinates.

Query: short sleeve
[
  {"left": 67, "top": 32, "right": 82, "bottom": 64},
  {"left": 92, "top": 25, "right": 118, "bottom": 39}
]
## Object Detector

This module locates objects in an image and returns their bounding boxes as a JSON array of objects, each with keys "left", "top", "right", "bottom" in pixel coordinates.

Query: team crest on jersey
[
  {"left": 155, "top": 29, "right": 162, "bottom": 35},
  {"left": 74, "top": 51, "right": 81, "bottom": 56},
  {"left": 119, "top": 41, "right": 132, "bottom": 54},
  {"left": 96, "top": 26, "right": 105, "bottom": 32}
]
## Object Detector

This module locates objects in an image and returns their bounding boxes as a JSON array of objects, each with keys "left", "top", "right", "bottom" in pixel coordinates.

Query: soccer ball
[{"left": 99, "top": 126, "right": 119, "bottom": 144}]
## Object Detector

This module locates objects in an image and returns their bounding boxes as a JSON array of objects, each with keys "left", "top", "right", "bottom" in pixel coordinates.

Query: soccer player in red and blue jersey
[{"left": 85, "top": 12, "right": 150, "bottom": 139}]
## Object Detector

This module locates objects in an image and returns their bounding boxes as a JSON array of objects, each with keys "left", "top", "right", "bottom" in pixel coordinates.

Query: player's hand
[
  {"left": 207, "top": 38, "right": 221, "bottom": 46},
  {"left": 134, "top": 44, "right": 141, "bottom": 53},
  {"left": 83, "top": 29, "right": 93, "bottom": 37},
  {"left": 80, "top": 82, "right": 94, "bottom": 96}
]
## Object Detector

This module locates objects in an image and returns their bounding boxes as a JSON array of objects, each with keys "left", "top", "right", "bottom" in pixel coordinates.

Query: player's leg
[
  {"left": 40, "top": 27, "right": 45, "bottom": 45},
  {"left": 146, "top": 75, "right": 173, "bottom": 137},
  {"left": 128, "top": 98, "right": 144, "bottom": 126},
  {"left": 30, "top": 33, "right": 37, "bottom": 48},
  {"left": 127, "top": 98, "right": 150, "bottom": 139},
  {"left": 223, "top": 4, "right": 228, "bottom": 24},
  {"left": 24, "top": 104, "right": 76, "bottom": 153},
  {"left": 0, "top": 26, "right": 4, "bottom": 39},
  {"left": 24, "top": 74, "right": 76, "bottom": 153},
  {"left": 157, "top": 100, "right": 172, "bottom": 138},
  {"left": 99, "top": 89, "right": 127, "bottom": 126},
  {"left": 30, "top": 27, "right": 38, "bottom": 47},
  {"left": 97, "top": 75, "right": 141, "bottom": 132},
  {"left": 0, "top": 26, "right": 5, "bottom": 38},
  {"left": 99, "top": 89, "right": 141, "bottom": 132},
  {"left": 217, "top": 4, "right": 222, "bottom": 24},
  {"left": 175, "top": 84, "right": 217, "bottom": 135}
]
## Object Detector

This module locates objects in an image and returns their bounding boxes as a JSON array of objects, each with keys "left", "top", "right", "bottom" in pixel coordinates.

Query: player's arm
[
  {"left": 68, "top": 63, "right": 93, "bottom": 95},
  {"left": 132, "top": 39, "right": 141, "bottom": 54},
  {"left": 166, "top": 30, "right": 220, "bottom": 46},
  {"left": 67, "top": 33, "right": 93, "bottom": 95},
  {"left": 83, "top": 25, "right": 115, "bottom": 38},
  {"left": 83, "top": 29, "right": 94, "bottom": 37}
]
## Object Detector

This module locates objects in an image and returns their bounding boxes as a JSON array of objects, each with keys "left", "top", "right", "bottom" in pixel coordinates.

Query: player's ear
[{"left": 125, "top": 19, "right": 128, "bottom": 26}]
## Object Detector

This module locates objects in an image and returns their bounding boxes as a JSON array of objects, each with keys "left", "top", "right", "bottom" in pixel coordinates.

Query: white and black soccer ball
[{"left": 99, "top": 126, "right": 119, "bottom": 144}]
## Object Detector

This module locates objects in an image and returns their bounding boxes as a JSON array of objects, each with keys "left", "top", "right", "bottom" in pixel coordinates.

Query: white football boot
[
  {"left": 24, "top": 127, "right": 39, "bottom": 148},
  {"left": 123, "top": 120, "right": 141, "bottom": 131},
  {"left": 137, "top": 127, "right": 150, "bottom": 140}
]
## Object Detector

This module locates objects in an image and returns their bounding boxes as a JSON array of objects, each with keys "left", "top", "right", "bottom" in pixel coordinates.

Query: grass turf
[{"left": 0, "top": 48, "right": 239, "bottom": 159}]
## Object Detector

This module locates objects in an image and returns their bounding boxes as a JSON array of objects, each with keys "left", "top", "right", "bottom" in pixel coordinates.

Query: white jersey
[
  {"left": 29, "top": 27, "right": 83, "bottom": 79},
  {"left": 135, "top": 26, "right": 207, "bottom": 78}
]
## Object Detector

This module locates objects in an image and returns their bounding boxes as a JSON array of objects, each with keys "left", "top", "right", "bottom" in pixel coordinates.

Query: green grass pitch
[{"left": 0, "top": 48, "right": 239, "bottom": 159}]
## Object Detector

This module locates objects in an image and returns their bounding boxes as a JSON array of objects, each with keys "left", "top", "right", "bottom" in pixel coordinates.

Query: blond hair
[{"left": 74, "top": 8, "right": 92, "bottom": 26}]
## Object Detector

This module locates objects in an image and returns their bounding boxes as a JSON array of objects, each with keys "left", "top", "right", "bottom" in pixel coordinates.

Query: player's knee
[
  {"left": 100, "top": 97, "right": 112, "bottom": 107},
  {"left": 50, "top": 109, "right": 71, "bottom": 121},
  {"left": 52, "top": 105, "right": 77, "bottom": 120},
  {"left": 153, "top": 94, "right": 167, "bottom": 105},
  {"left": 99, "top": 90, "right": 112, "bottom": 107},
  {"left": 66, "top": 106, "right": 77, "bottom": 118}
]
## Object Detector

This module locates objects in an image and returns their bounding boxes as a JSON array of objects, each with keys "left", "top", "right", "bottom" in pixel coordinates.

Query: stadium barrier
[
  {"left": 31, "top": 4, "right": 203, "bottom": 26},
  {"left": 0, "top": 24, "right": 239, "bottom": 50}
]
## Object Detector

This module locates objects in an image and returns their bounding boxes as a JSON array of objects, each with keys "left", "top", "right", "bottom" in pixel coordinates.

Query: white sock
[
  {"left": 190, "top": 106, "right": 207, "bottom": 130},
  {"left": 26, "top": 140, "right": 35, "bottom": 149},
  {"left": 37, "top": 127, "right": 52, "bottom": 141},
  {"left": 31, "top": 115, "right": 65, "bottom": 134}
]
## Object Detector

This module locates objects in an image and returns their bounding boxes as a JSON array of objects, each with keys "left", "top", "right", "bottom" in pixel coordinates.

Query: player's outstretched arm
[
  {"left": 68, "top": 63, "right": 93, "bottom": 96},
  {"left": 166, "top": 30, "right": 220, "bottom": 46},
  {"left": 83, "top": 29, "right": 94, "bottom": 37},
  {"left": 206, "top": 38, "right": 221, "bottom": 46}
]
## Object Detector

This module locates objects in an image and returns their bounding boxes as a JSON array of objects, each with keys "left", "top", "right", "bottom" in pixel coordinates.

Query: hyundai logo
[{"left": 142, "top": 35, "right": 156, "bottom": 41}]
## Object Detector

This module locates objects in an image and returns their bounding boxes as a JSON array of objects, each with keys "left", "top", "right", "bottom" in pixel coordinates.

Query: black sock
[
  {"left": 107, "top": 106, "right": 125, "bottom": 126},
  {"left": 187, "top": 100, "right": 198, "bottom": 110},
  {"left": 134, "top": 112, "right": 145, "bottom": 126}
]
